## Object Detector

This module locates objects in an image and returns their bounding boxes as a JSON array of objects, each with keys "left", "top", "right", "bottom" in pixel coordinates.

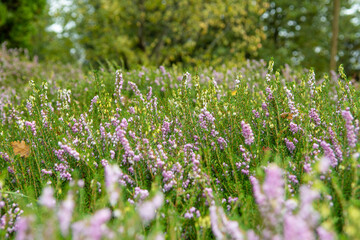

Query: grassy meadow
[{"left": 0, "top": 49, "right": 359, "bottom": 239}]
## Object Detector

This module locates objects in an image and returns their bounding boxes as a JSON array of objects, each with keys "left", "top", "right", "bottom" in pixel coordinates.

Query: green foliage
[
  {"left": 0, "top": 0, "right": 47, "bottom": 50},
  {"left": 259, "top": 0, "right": 360, "bottom": 75},
  {"left": 59, "top": 0, "right": 268, "bottom": 68},
  {"left": 30, "top": 3, "right": 79, "bottom": 64},
  {"left": 1, "top": 0, "right": 359, "bottom": 77}
]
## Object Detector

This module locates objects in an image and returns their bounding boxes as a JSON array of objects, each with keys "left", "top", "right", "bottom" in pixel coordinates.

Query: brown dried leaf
[
  {"left": 280, "top": 112, "right": 293, "bottom": 120},
  {"left": 11, "top": 140, "right": 30, "bottom": 158}
]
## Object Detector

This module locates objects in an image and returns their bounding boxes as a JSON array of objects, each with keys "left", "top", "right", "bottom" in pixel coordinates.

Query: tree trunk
[{"left": 330, "top": 0, "right": 340, "bottom": 71}]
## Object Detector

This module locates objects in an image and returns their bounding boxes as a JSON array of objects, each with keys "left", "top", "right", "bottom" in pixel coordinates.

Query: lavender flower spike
[
  {"left": 209, "top": 205, "right": 244, "bottom": 240},
  {"left": 320, "top": 141, "right": 338, "bottom": 167},
  {"left": 58, "top": 192, "right": 74, "bottom": 237},
  {"left": 137, "top": 193, "right": 164, "bottom": 224},
  {"left": 105, "top": 164, "right": 122, "bottom": 206},
  {"left": 342, "top": 108, "right": 357, "bottom": 148},
  {"left": 38, "top": 186, "right": 56, "bottom": 209},
  {"left": 15, "top": 216, "right": 33, "bottom": 240},
  {"left": 241, "top": 121, "right": 255, "bottom": 145}
]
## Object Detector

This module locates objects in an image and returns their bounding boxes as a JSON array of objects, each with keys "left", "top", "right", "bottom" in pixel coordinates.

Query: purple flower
[
  {"left": 58, "top": 142, "right": 80, "bottom": 160},
  {"left": 114, "top": 70, "right": 124, "bottom": 104},
  {"left": 284, "top": 87, "right": 299, "bottom": 117},
  {"left": 250, "top": 164, "right": 332, "bottom": 239},
  {"left": 110, "top": 150, "right": 115, "bottom": 160},
  {"left": 265, "top": 87, "right": 273, "bottom": 100},
  {"left": 261, "top": 102, "right": 269, "bottom": 117},
  {"left": 89, "top": 95, "right": 99, "bottom": 112},
  {"left": 24, "top": 121, "right": 36, "bottom": 136},
  {"left": 58, "top": 192, "right": 74, "bottom": 237},
  {"left": 308, "top": 70, "right": 316, "bottom": 98},
  {"left": 309, "top": 108, "right": 321, "bottom": 126},
  {"left": 263, "top": 166, "right": 284, "bottom": 205},
  {"left": 328, "top": 127, "right": 343, "bottom": 162},
  {"left": 161, "top": 120, "right": 171, "bottom": 138},
  {"left": 105, "top": 165, "right": 122, "bottom": 206},
  {"left": 128, "top": 106, "right": 135, "bottom": 114},
  {"left": 319, "top": 157, "right": 330, "bottom": 173},
  {"left": 41, "top": 169, "right": 52, "bottom": 175},
  {"left": 317, "top": 227, "right": 334, "bottom": 240},
  {"left": 320, "top": 141, "right": 337, "bottom": 167},
  {"left": 15, "top": 216, "right": 33, "bottom": 240},
  {"left": 289, "top": 122, "right": 298, "bottom": 134},
  {"left": 72, "top": 208, "right": 112, "bottom": 240},
  {"left": 241, "top": 121, "right": 255, "bottom": 145},
  {"left": 298, "top": 186, "right": 320, "bottom": 228},
  {"left": 342, "top": 108, "right": 357, "bottom": 148},
  {"left": 184, "top": 212, "right": 193, "bottom": 219},
  {"left": 134, "top": 187, "right": 149, "bottom": 202},
  {"left": 101, "top": 159, "right": 108, "bottom": 167},
  {"left": 252, "top": 109, "right": 260, "bottom": 118},
  {"left": 128, "top": 81, "right": 145, "bottom": 102},
  {"left": 199, "top": 108, "right": 215, "bottom": 130},
  {"left": 288, "top": 174, "right": 298, "bottom": 184},
  {"left": 54, "top": 162, "right": 72, "bottom": 181},
  {"left": 77, "top": 179, "right": 85, "bottom": 188},
  {"left": 147, "top": 86, "right": 153, "bottom": 100},
  {"left": 159, "top": 65, "right": 166, "bottom": 75},
  {"left": 137, "top": 193, "right": 164, "bottom": 224},
  {"left": 217, "top": 137, "right": 227, "bottom": 149},
  {"left": 249, "top": 176, "right": 266, "bottom": 206},
  {"left": 38, "top": 187, "right": 56, "bottom": 209},
  {"left": 26, "top": 100, "right": 33, "bottom": 116},
  {"left": 250, "top": 165, "right": 285, "bottom": 236},
  {"left": 284, "top": 214, "right": 314, "bottom": 240},
  {"left": 284, "top": 138, "right": 296, "bottom": 153},
  {"left": 209, "top": 205, "right": 243, "bottom": 240},
  {"left": 246, "top": 230, "right": 259, "bottom": 240},
  {"left": 204, "top": 188, "right": 214, "bottom": 200},
  {"left": 100, "top": 124, "right": 106, "bottom": 139}
]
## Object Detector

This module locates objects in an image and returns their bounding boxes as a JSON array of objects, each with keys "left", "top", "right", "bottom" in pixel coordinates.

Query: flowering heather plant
[
  {"left": 249, "top": 165, "right": 334, "bottom": 240},
  {"left": 0, "top": 61, "right": 358, "bottom": 239},
  {"left": 0, "top": 43, "right": 84, "bottom": 87}
]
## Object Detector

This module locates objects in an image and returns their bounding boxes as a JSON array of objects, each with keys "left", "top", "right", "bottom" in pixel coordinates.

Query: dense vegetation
[
  {"left": 1, "top": 0, "right": 359, "bottom": 75},
  {"left": 0, "top": 0, "right": 47, "bottom": 50},
  {"left": 0, "top": 45, "right": 359, "bottom": 239},
  {"left": 0, "top": 1, "right": 359, "bottom": 239}
]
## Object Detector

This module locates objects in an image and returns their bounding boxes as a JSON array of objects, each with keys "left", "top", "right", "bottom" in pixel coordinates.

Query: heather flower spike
[{"left": 241, "top": 121, "right": 254, "bottom": 145}]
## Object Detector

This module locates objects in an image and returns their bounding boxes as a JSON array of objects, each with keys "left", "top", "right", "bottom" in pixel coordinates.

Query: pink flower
[
  {"left": 58, "top": 192, "right": 74, "bottom": 237},
  {"left": 38, "top": 187, "right": 56, "bottom": 209},
  {"left": 137, "top": 193, "right": 164, "bottom": 224},
  {"left": 342, "top": 108, "right": 357, "bottom": 148},
  {"left": 105, "top": 165, "right": 122, "bottom": 206},
  {"left": 241, "top": 121, "right": 254, "bottom": 145}
]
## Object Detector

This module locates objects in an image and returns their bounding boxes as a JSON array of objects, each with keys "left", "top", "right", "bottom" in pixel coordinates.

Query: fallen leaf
[
  {"left": 11, "top": 140, "right": 31, "bottom": 158},
  {"left": 280, "top": 112, "right": 293, "bottom": 120}
]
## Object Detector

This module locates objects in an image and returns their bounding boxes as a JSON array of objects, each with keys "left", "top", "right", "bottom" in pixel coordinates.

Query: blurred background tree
[
  {"left": 258, "top": 0, "right": 332, "bottom": 72},
  {"left": 30, "top": 3, "right": 78, "bottom": 63},
  {"left": 58, "top": 0, "right": 268, "bottom": 68},
  {"left": 258, "top": 0, "right": 360, "bottom": 75},
  {"left": 0, "top": 0, "right": 359, "bottom": 76},
  {"left": 330, "top": 0, "right": 340, "bottom": 71},
  {"left": 0, "top": 0, "right": 47, "bottom": 51}
]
